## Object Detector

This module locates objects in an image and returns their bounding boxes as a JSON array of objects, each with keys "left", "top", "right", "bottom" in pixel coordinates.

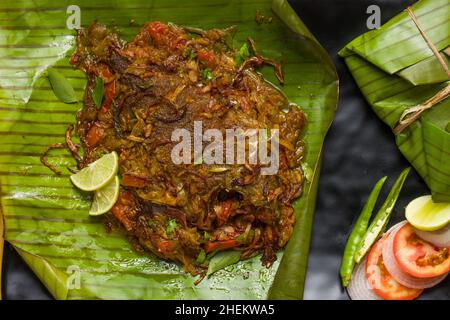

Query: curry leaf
[
  {"left": 200, "top": 67, "right": 215, "bottom": 82},
  {"left": 207, "top": 250, "right": 241, "bottom": 276},
  {"left": 48, "top": 68, "right": 77, "bottom": 103},
  {"left": 196, "top": 249, "right": 206, "bottom": 264},
  {"left": 92, "top": 77, "right": 104, "bottom": 108}
]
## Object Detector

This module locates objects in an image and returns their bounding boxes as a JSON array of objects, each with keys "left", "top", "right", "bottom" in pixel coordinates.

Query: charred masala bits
[{"left": 71, "top": 21, "right": 306, "bottom": 276}]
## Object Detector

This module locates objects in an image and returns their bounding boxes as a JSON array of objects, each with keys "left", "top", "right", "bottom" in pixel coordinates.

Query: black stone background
[{"left": 2, "top": 0, "right": 449, "bottom": 300}]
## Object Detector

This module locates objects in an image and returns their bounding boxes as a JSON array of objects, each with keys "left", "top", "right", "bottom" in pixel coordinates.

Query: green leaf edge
[
  {"left": 13, "top": 244, "right": 69, "bottom": 300},
  {"left": 267, "top": 0, "right": 339, "bottom": 300}
]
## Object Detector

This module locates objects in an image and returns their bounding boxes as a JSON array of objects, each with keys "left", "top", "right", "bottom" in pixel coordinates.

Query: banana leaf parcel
[
  {"left": 339, "top": 0, "right": 450, "bottom": 202},
  {"left": 0, "top": 0, "right": 338, "bottom": 299}
]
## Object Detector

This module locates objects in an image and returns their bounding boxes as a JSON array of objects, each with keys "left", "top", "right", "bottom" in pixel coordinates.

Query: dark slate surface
[{"left": 2, "top": 0, "right": 449, "bottom": 300}]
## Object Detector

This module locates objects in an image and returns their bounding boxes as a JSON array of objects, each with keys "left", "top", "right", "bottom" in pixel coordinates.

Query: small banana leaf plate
[
  {"left": 340, "top": 0, "right": 450, "bottom": 202},
  {"left": 0, "top": 0, "right": 338, "bottom": 299}
]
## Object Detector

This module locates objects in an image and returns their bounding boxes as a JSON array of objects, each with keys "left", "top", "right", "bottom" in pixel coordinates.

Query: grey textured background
[{"left": 2, "top": 0, "right": 449, "bottom": 300}]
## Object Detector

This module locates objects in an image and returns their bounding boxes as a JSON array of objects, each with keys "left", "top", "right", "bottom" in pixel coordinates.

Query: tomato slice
[
  {"left": 85, "top": 123, "right": 104, "bottom": 148},
  {"left": 157, "top": 240, "right": 177, "bottom": 254},
  {"left": 394, "top": 223, "right": 450, "bottom": 278},
  {"left": 215, "top": 200, "right": 232, "bottom": 227},
  {"left": 100, "top": 80, "right": 116, "bottom": 113},
  {"left": 197, "top": 49, "right": 215, "bottom": 68},
  {"left": 204, "top": 240, "right": 239, "bottom": 253},
  {"left": 111, "top": 190, "right": 135, "bottom": 231},
  {"left": 122, "top": 174, "right": 147, "bottom": 188},
  {"left": 146, "top": 21, "right": 167, "bottom": 45},
  {"left": 365, "top": 237, "right": 423, "bottom": 300}
]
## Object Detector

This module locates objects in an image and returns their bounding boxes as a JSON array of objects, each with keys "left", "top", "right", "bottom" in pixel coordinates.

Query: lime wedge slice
[
  {"left": 89, "top": 176, "right": 120, "bottom": 216},
  {"left": 405, "top": 195, "right": 450, "bottom": 231},
  {"left": 70, "top": 151, "right": 119, "bottom": 191}
]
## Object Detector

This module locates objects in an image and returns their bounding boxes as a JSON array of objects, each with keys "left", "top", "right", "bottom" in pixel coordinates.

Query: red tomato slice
[
  {"left": 111, "top": 191, "right": 135, "bottom": 232},
  {"left": 100, "top": 80, "right": 116, "bottom": 113},
  {"left": 394, "top": 223, "right": 450, "bottom": 278},
  {"left": 146, "top": 21, "right": 167, "bottom": 45},
  {"left": 216, "top": 200, "right": 232, "bottom": 227},
  {"left": 122, "top": 174, "right": 147, "bottom": 188},
  {"left": 197, "top": 49, "right": 215, "bottom": 68},
  {"left": 85, "top": 123, "right": 104, "bottom": 148},
  {"left": 365, "top": 237, "right": 423, "bottom": 300},
  {"left": 157, "top": 240, "right": 177, "bottom": 254},
  {"left": 204, "top": 240, "right": 239, "bottom": 253}
]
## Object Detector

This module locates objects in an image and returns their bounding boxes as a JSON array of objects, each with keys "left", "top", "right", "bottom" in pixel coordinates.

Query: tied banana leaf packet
[
  {"left": 339, "top": 0, "right": 450, "bottom": 202},
  {"left": 0, "top": 0, "right": 338, "bottom": 300}
]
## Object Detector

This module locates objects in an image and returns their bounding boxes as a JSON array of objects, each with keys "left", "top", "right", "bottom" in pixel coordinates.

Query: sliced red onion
[
  {"left": 347, "top": 258, "right": 382, "bottom": 300},
  {"left": 413, "top": 223, "right": 450, "bottom": 248},
  {"left": 382, "top": 221, "right": 448, "bottom": 289}
]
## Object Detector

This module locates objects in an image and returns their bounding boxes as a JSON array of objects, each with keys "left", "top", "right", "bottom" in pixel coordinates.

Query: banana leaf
[
  {"left": 0, "top": 0, "right": 338, "bottom": 299},
  {"left": 339, "top": 0, "right": 450, "bottom": 202}
]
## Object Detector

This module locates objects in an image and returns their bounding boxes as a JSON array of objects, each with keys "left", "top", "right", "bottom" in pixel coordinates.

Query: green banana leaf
[
  {"left": 339, "top": 0, "right": 450, "bottom": 202},
  {"left": 0, "top": 0, "right": 338, "bottom": 299}
]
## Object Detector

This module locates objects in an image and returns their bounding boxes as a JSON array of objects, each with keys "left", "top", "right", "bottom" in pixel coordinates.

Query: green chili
[
  {"left": 340, "top": 176, "right": 387, "bottom": 287},
  {"left": 355, "top": 167, "right": 411, "bottom": 263}
]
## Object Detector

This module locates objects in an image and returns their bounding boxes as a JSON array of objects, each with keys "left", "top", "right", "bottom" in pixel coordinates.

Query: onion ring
[
  {"left": 347, "top": 258, "right": 382, "bottom": 300},
  {"left": 413, "top": 223, "right": 450, "bottom": 248}
]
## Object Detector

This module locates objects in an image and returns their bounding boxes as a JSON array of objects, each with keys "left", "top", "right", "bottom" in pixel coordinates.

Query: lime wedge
[
  {"left": 89, "top": 176, "right": 120, "bottom": 216},
  {"left": 405, "top": 195, "right": 450, "bottom": 231},
  {"left": 70, "top": 151, "right": 119, "bottom": 191}
]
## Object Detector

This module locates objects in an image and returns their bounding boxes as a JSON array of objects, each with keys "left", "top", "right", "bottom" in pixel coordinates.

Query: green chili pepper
[
  {"left": 355, "top": 167, "right": 411, "bottom": 263},
  {"left": 340, "top": 176, "right": 387, "bottom": 287}
]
